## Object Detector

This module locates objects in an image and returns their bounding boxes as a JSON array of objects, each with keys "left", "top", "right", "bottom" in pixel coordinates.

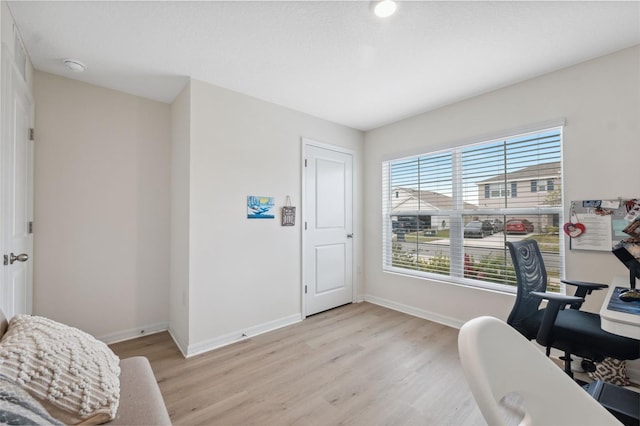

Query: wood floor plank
[{"left": 110, "top": 302, "right": 485, "bottom": 425}]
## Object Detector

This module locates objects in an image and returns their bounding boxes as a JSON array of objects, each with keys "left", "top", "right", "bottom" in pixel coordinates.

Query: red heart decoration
[{"left": 563, "top": 222, "right": 585, "bottom": 238}]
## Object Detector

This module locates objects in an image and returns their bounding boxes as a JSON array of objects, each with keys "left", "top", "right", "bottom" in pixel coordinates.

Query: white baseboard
[
  {"left": 98, "top": 322, "right": 169, "bottom": 345},
  {"left": 364, "top": 295, "right": 465, "bottom": 329},
  {"left": 168, "top": 327, "right": 189, "bottom": 358},
  {"left": 185, "top": 313, "right": 303, "bottom": 358}
]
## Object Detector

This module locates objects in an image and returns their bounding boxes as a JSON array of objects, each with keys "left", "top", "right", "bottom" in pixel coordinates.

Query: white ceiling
[{"left": 7, "top": 1, "right": 640, "bottom": 131}]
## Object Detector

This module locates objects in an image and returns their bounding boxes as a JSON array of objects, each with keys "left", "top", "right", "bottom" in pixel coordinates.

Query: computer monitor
[{"left": 612, "top": 246, "right": 640, "bottom": 289}]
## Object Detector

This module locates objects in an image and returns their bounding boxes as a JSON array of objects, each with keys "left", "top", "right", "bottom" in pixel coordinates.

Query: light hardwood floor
[{"left": 110, "top": 302, "right": 485, "bottom": 425}]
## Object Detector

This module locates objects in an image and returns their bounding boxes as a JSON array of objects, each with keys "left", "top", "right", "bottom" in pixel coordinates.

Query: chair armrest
[
  {"left": 561, "top": 280, "right": 608, "bottom": 308},
  {"left": 530, "top": 291, "right": 585, "bottom": 347},
  {"left": 561, "top": 280, "right": 608, "bottom": 290},
  {"left": 530, "top": 291, "right": 584, "bottom": 304}
]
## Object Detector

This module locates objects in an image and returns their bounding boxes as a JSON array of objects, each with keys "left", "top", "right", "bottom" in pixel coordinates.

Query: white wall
[
  {"left": 169, "top": 82, "right": 191, "bottom": 352},
  {"left": 363, "top": 45, "right": 640, "bottom": 325},
  {"left": 33, "top": 72, "right": 171, "bottom": 341},
  {"left": 182, "top": 79, "right": 363, "bottom": 355},
  {"left": 31, "top": 71, "right": 363, "bottom": 354}
]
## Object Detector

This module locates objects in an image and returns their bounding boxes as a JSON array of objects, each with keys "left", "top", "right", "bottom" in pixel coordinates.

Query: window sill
[{"left": 383, "top": 266, "right": 519, "bottom": 294}]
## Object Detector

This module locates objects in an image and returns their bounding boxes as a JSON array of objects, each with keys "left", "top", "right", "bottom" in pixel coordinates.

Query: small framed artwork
[{"left": 247, "top": 196, "right": 275, "bottom": 219}]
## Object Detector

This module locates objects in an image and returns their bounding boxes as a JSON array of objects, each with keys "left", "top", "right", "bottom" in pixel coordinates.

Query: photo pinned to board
[
  {"left": 624, "top": 199, "right": 640, "bottom": 222},
  {"left": 564, "top": 222, "right": 585, "bottom": 238},
  {"left": 564, "top": 201, "right": 585, "bottom": 238},
  {"left": 613, "top": 198, "right": 640, "bottom": 258}
]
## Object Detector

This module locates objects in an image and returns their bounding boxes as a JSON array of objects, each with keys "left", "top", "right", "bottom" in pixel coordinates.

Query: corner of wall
[
  {"left": 168, "top": 326, "right": 189, "bottom": 358},
  {"left": 169, "top": 80, "right": 192, "bottom": 353}
]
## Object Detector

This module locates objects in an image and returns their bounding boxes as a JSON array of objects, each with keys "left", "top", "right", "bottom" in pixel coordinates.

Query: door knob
[
  {"left": 9, "top": 253, "right": 28, "bottom": 264},
  {"left": 347, "top": 234, "right": 354, "bottom": 238}
]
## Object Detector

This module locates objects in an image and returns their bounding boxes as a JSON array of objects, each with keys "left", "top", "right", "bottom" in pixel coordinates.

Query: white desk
[{"left": 600, "top": 275, "right": 640, "bottom": 339}]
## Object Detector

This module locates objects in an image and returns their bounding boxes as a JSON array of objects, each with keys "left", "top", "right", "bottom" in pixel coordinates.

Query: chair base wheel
[{"left": 581, "top": 359, "right": 597, "bottom": 373}]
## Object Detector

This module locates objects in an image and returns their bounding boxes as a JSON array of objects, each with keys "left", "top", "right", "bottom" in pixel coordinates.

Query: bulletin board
[{"left": 567, "top": 198, "right": 640, "bottom": 252}]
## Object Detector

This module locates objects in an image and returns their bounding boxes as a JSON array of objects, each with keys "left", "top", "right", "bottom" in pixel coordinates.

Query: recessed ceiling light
[
  {"left": 372, "top": 0, "right": 397, "bottom": 18},
  {"left": 63, "top": 59, "right": 86, "bottom": 73}
]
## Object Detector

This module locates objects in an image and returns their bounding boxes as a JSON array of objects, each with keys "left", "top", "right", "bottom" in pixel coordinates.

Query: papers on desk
[
  {"left": 601, "top": 277, "right": 640, "bottom": 339},
  {"left": 607, "top": 287, "right": 640, "bottom": 315}
]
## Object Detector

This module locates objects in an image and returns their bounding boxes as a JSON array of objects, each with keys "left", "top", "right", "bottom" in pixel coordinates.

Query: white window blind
[{"left": 382, "top": 127, "right": 563, "bottom": 292}]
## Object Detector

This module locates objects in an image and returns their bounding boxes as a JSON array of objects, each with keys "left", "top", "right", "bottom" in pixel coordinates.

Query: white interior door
[
  {"left": 303, "top": 141, "right": 353, "bottom": 316},
  {"left": 1, "top": 46, "right": 34, "bottom": 318}
]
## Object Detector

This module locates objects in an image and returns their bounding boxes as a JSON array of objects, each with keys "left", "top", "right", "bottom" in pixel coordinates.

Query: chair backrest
[
  {"left": 506, "top": 239, "right": 547, "bottom": 337},
  {"left": 458, "top": 316, "right": 621, "bottom": 426}
]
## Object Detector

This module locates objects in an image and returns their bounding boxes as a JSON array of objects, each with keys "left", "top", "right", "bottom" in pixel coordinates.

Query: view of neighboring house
[
  {"left": 391, "top": 188, "right": 450, "bottom": 230},
  {"left": 390, "top": 187, "right": 477, "bottom": 232},
  {"left": 390, "top": 161, "right": 561, "bottom": 235},
  {"left": 477, "top": 161, "right": 561, "bottom": 230}
]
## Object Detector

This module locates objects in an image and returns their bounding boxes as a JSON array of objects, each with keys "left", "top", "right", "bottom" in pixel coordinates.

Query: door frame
[
  {"left": 0, "top": 41, "right": 35, "bottom": 318},
  {"left": 301, "top": 137, "right": 355, "bottom": 318}
]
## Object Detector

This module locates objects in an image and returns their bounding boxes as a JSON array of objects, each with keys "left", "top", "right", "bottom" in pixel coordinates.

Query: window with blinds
[{"left": 382, "top": 127, "right": 563, "bottom": 292}]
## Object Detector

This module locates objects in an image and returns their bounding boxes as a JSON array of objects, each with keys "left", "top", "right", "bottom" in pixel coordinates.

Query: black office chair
[{"left": 506, "top": 239, "right": 640, "bottom": 377}]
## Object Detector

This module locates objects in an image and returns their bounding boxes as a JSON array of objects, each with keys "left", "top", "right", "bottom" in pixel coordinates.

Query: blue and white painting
[{"left": 247, "top": 195, "right": 275, "bottom": 219}]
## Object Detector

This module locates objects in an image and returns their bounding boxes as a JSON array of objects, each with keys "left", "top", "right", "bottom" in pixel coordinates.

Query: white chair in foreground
[{"left": 458, "top": 316, "right": 621, "bottom": 426}]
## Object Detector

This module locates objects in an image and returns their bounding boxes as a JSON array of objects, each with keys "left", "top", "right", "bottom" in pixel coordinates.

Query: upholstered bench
[
  {"left": 108, "top": 356, "right": 170, "bottom": 425},
  {"left": 0, "top": 311, "right": 171, "bottom": 425}
]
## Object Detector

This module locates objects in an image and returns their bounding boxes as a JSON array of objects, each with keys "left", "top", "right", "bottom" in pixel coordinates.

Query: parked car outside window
[
  {"left": 464, "top": 220, "right": 493, "bottom": 238},
  {"left": 490, "top": 219, "right": 504, "bottom": 233},
  {"left": 505, "top": 219, "right": 534, "bottom": 234}
]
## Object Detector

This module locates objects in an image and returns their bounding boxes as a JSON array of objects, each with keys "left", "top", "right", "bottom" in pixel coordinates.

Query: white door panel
[
  {"left": 315, "top": 244, "right": 345, "bottom": 294},
  {"left": 316, "top": 158, "right": 345, "bottom": 229},
  {"left": 303, "top": 142, "right": 353, "bottom": 316}
]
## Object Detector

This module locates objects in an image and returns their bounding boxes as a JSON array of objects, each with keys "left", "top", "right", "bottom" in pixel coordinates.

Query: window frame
[{"left": 382, "top": 126, "right": 564, "bottom": 294}]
